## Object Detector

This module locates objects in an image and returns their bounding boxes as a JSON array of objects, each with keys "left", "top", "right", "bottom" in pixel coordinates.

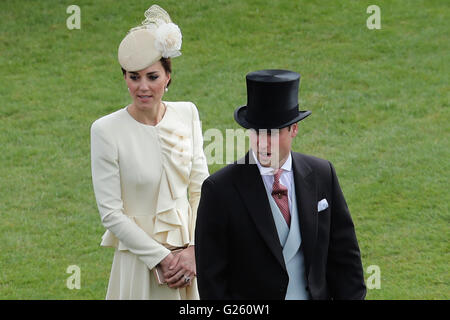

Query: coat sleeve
[
  {"left": 90, "top": 120, "right": 170, "bottom": 270},
  {"left": 326, "top": 161, "right": 366, "bottom": 299},
  {"left": 195, "top": 178, "right": 231, "bottom": 299},
  {"left": 187, "top": 103, "right": 209, "bottom": 246}
]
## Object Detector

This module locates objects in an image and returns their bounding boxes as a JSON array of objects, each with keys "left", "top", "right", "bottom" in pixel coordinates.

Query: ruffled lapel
[{"left": 152, "top": 103, "right": 193, "bottom": 247}]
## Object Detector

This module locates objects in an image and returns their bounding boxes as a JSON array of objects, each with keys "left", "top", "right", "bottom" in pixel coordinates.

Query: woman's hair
[{"left": 122, "top": 57, "right": 172, "bottom": 87}]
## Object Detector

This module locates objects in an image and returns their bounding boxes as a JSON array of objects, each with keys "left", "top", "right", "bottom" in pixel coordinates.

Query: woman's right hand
[
  {"left": 158, "top": 252, "right": 175, "bottom": 275},
  {"left": 163, "top": 246, "right": 196, "bottom": 289},
  {"left": 158, "top": 253, "right": 185, "bottom": 289}
]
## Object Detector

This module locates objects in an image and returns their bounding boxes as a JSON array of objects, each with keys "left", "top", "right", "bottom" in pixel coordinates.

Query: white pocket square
[{"left": 317, "top": 199, "right": 329, "bottom": 212}]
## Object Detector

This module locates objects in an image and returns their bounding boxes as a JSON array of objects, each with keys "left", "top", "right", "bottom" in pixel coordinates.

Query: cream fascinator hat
[{"left": 118, "top": 5, "right": 182, "bottom": 72}]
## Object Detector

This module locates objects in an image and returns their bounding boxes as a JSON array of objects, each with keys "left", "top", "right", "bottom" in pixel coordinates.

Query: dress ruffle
[{"left": 151, "top": 111, "right": 193, "bottom": 247}]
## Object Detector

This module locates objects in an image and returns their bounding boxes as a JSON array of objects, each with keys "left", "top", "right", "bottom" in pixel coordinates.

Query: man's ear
[{"left": 291, "top": 123, "right": 299, "bottom": 138}]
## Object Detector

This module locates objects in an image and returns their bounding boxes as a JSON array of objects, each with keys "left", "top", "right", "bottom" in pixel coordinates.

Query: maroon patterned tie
[{"left": 271, "top": 169, "right": 291, "bottom": 227}]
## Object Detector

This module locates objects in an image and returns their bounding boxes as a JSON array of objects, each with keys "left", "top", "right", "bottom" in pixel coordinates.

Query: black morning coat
[{"left": 195, "top": 151, "right": 366, "bottom": 300}]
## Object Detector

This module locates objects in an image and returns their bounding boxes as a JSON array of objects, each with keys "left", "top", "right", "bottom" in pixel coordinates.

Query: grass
[{"left": 0, "top": 0, "right": 448, "bottom": 299}]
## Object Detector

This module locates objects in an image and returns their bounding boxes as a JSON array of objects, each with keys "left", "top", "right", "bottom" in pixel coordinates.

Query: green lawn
[{"left": 0, "top": 0, "right": 448, "bottom": 299}]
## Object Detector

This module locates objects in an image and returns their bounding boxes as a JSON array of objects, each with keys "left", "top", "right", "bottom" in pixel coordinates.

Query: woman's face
[{"left": 124, "top": 60, "right": 170, "bottom": 110}]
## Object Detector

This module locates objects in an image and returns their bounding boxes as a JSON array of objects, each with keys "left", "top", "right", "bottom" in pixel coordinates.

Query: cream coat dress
[{"left": 90, "top": 101, "right": 209, "bottom": 299}]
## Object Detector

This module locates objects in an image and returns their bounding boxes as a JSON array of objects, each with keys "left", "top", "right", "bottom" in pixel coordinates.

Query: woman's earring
[{"left": 165, "top": 87, "right": 169, "bottom": 92}]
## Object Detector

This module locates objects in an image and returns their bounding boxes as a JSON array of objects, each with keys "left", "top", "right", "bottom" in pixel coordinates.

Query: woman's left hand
[{"left": 164, "top": 245, "right": 196, "bottom": 289}]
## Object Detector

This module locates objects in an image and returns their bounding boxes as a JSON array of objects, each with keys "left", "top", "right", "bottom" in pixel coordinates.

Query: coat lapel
[
  {"left": 233, "top": 152, "right": 286, "bottom": 272},
  {"left": 291, "top": 152, "right": 317, "bottom": 278}
]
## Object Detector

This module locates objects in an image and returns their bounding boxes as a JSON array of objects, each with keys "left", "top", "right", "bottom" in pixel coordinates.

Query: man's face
[{"left": 250, "top": 123, "right": 298, "bottom": 168}]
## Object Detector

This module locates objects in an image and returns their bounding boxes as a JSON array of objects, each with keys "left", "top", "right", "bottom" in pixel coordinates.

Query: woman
[{"left": 90, "top": 5, "right": 209, "bottom": 299}]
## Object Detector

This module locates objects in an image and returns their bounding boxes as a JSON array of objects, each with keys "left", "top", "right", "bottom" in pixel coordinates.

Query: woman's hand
[
  {"left": 163, "top": 246, "right": 196, "bottom": 289},
  {"left": 158, "top": 252, "right": 175, "bottom": 277}
]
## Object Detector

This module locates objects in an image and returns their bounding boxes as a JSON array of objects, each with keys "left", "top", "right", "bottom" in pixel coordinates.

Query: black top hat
[{"left": 234, "top": 69, "right": 311, "bottom": 129}]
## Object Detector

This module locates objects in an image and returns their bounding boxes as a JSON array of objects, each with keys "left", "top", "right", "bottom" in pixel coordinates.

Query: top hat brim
[{"left": 234, "top": 105, "right": 311, "bottom": 129}]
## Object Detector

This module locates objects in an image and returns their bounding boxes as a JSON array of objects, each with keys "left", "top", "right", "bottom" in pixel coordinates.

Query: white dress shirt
[{"left": 251, "top": 151, "right": 294, "bottom": 212}]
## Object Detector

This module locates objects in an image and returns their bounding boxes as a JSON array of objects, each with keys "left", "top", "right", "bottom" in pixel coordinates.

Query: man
[{"left": 195, "top": 69, "right": 366, "bottom": 300}]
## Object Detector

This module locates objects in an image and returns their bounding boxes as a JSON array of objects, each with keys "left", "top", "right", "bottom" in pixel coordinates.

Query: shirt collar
[{"left": 251, "top": 150, "right": 292, "bottom": 176}]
